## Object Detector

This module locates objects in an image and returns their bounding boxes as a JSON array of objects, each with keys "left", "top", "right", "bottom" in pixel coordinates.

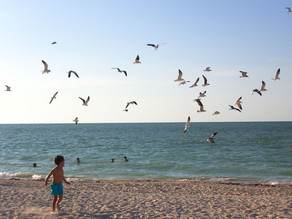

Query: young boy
[{"left": 45, "top": 155, "right": 70, "bottom": 211}]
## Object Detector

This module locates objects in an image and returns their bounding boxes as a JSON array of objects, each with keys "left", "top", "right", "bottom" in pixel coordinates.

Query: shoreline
[{"left": 1, "top": 178, "right": 291, "bottom": 218}]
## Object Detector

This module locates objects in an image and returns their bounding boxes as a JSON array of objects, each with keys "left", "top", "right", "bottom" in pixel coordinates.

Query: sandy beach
[{"left": 0, "top": 179, "right": 291, "bottom": 218}]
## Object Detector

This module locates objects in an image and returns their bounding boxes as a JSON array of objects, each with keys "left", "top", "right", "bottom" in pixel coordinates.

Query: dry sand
[{"left": 0, "top": 179, "right": 291, "bottom": 218}]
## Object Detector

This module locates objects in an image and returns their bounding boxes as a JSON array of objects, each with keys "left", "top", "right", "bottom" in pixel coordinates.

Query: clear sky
[{"left": 0, "top": 0, "right": 291, "bottom": 123}]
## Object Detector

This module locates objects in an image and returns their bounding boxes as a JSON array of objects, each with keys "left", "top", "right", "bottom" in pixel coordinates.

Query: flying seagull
[
  {"left": 49, "top": 91, "right": 58, "bottom": 104},
  {"left": 206, "top": 132, "right": 217, "bottom": 143},
  {"left": 194, "top": 99, "right": 206, "bottom": 112},
  {"left": 179, "top": 80, "right": 190, "bottom": 86},
  {"left": 286, "top": 7, "right": 292, "bottom": 13},
  {"left": 147, "top": 43, "right": 165, "bottom": 50},
  {"left": 202, "top": 75, "right": 209, "bottom": 87},
  {"left": 5, "top": 85, "right": 11, "bottom": 91},
  {"left": 239, "top": 71, "right": 248, "bottom": 78},
  {"left": 189, "top": 77, "right": 199, "bottom": 88},
  {"left": 112, "top": 68, "right": 127, "bottom": 77},
  {"left": 235, "top": 97, "right": 242, "bottom": 110},
  {"left": 272, "top": 68, "right": 280, "bottom": 81},
  {"left": 184, "top": 116, "right": 191, "bottom": 133},
  {"left": 79, "top": 96, "right": 90, "bottom": 106},
  {"left": 73, "top": 117, "right": 79, "bottom": 125},
  {"left": 125, "top": 101, "right": 137, "bottom": 109},
  {"left": 203, "top": 67, "right": 212, "bottom": 72},
  {"left": 251, "top": 89, "right": 262, "bottom": 96},
  {"left": 174, "top": 69, "right": 184, "bottom": 82},
  {"left": 260, "top": 81, "right": 267, "bottom": 92},
  {"left": 68, "top": 70, "right": 79, "bottom": 78},
  {"left": 212, "top": 111, "right": 220, "bottom": 115},
  {"left": 133, "top": 55, "right": 141, "bottom": 64},
  {"left": 41, "top": 60, "right": 51, "bottom": 74},
  {"left": 229, "top": 105, "right": 241, "bottom": 112},
  {"left": 198, "top": 91, "right": 206, "bottom": 98}
]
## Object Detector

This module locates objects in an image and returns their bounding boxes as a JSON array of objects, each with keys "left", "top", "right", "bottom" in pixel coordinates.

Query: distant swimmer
[
  {"left": 76, "top": 158, "right": 80, "bottom": 164},
  {"left": 206, "top": 132, "right": 217, "bottom": 143},
  {"left": 33, "top": 163, "right": 37, "bottom": 167},
  {"left": 111, "top": 158, "right": 114, "bottom": 163},
  {"left": 124, "top": 156, "right": 129, "bottom": 162}
]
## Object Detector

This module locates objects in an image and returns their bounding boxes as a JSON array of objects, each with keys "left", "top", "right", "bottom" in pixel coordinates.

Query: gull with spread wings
[
  {"left": 49, "top": 91, "right": 58, "bottom": 104},
  {"left": 79, "top": 96, "right": 90, "bottom": 106},
  {"left": 41, "top": 60, "right": 51, "bottom": 74}
]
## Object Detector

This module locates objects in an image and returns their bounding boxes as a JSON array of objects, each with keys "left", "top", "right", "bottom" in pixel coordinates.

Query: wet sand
[{"left": 0, "top": 179, "right": 291, "bottom": 218}]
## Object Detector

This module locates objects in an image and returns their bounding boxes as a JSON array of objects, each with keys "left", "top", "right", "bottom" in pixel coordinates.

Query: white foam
[
  {"left": 0, "top": 172, "right": 17, "bottom": 179},
  {"left": 32, "top": 174, "right": 44, "bottom": 180}
]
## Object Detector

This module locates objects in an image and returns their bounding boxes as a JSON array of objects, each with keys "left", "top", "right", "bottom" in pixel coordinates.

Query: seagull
[
  {"left": 147, "top": 43, "right": 165, "bottom": 50},
  {"left": 179, "top": 80, "right": 190, "bottom": 86},
  {"left": 125, "top": 101, "right": 137, "bottom": 109},
  {"left": 73, "top": 117, "right": 79, "bottom": 125},
  {"left": 198, "top": 91, "right": 207, "bottom": 98},
  {"left": 229, "top": 105, "right": 241, "bottom": 112},
  {"left": 202, "top": 75, "right": 209, "bottom": 87},
  {"left": 272, "top": 68, "right": 280, "bottom": 81},
  {"left": 184, "top": 116, "right": 191, "bottom": 133},
  {"left": 260, "top": 81, "right": 267, "bottom": 92},
  {"left": 286, "top": 7, "right": 292, "bottom": 13},
  {"left": 51, "top": 42, "right": 57, "bottom": 44},
  {"left": 189, "top": 77, "right": 199, "bottom": 88},
  {"left": 41, "top": 60, "right": 51, "bottom": 74},
  {"left": 206, "top": 132, "right": 217, "bottom": 143},
  {"left": 194, "top": 99, "right": 206, "bottom": 112},
  {"left": 203, "top": 67, "right": 212, "bottom": 72},
  {"left": 251, "top": 89, "right": 262, "bottom": 96},
  {"left": 133, "top": 55, "right": 141, "bottom": 64},
  {"left": 79, "top": 96, "right": 90, "bottom": 106},
  {"left": 239, "top": 71, "right": 248, "bottom": 78},
  {"left": 235, "top": 97, "right": 242, "bottom": 110},
  {"left": 5, "top": 85, "right": 11, "bottom": 91},
  {"left": 49, "top": 91, "right": 58, "bottom": 104},
  {"left": 212, "top": 111, "right": 220, "bottom": 115},
  {"left": 112, "top": 68, "right": 127, "bottom": 76},
  {"left": 68, "top": 70, "right": 79, "bottom": 78},
  {"left": 174, "top": 69, "right": 184, "bottom": 82}
]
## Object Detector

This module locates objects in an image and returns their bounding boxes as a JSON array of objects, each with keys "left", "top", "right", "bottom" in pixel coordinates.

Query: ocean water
[{"left": 0, "top": 122, "right": 291, "bottom": 184}]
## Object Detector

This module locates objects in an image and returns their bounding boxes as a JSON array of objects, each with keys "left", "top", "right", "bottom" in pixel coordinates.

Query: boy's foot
[{"left": 57, "top": 204, "right": 62, "bottom": 211}]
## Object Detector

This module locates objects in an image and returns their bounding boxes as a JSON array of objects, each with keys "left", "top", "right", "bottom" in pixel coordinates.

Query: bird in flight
[
  {"left": 235, "top": 97, "right": 242, "bottom": 110},
  {"left": 189, "top": 77, "right": 199, "bottom": 88},
  {"left": 79, "top": 96, "right": 90, "bottom": 106},
  {"left": 68, "top": 70, "right": 79, "bottom": 78},
  {"left": 251, "top": 89, "right": 262, "bottom": 96},
  {"left": 198, "top": 91, "right": 207, "bottom": 98},
  {"left": 133, "top": 55, "right": 141, "bottom": 64},
  {"left": 286, "top": 7, "right": 292, "bottom": 13},
  {"left": 41, "top": 60, "right": 51, "bottom": 74},
  {"left": 174, "top": 69, "right": 184, "bottom": 82},
  {"left": 5, "top": 85, "right": 11, "bottom": 91},
  {"left": 260, "top": 81, "right": 267, "bottom": 92},
  {"left": 229, "top": 105, "right": 241, "bottom": 112},
  {"left": 194, "top": 99, "right": 206, "bottom": 112},
  {"left": 112, "top": 68, "right": 127, "bottom": 77},
  {"left": 49, "top": 91, "right": 58, "bottom": 104},
  {"left": 73, "top": 117, "right": 79, "bottom": 125},
  {"left": 239, "top": 71, "right": 248, "bottom": 78},
  {"left": 51, "top": 42, "right": 57, "bottom": 44},
  {"left": 184, "top": 116, "right": 191, "bottom": 133},
  {"left": 125, "top": 101, "right": 137, "bottom": 109},
  {"left": 212, "top": 111, "right": 220, "bottom": 115},
  {"left": 206, "top": 132, "right": 217, "bottom": 143},
  {"left": 179, "top": 80, "right": 190, "bottom": 86},
  {"left": 203, "top": 67, "right": 212, "bottom": 72},
  {"left": 147, "top": 43, "right": 165, "bottom": 50},
  {"left": 272, "top": 68, "right": 280, "bottom": 81},
  {"left": 202, "top": 75, "right": 209, "bottom": 87}
]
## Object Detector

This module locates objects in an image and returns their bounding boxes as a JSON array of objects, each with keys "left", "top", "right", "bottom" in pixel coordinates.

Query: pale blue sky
[{"left": 0, "top": 0, "right": 291, "bottom": 123}]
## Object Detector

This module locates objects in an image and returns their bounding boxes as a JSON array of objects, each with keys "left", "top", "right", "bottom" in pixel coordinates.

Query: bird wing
[
  {"left": 147, "top": 44, "right": 155, "bottom": 47},
  {"left": 195, "top": 99, "right": 203, "bottom": 107},
  {"left": 260, "top": 81, "right": 266, "bottom": 90},
  {"left": 72, "top": 71, "right": 79, "bottom": 78},
  {"left": 136, "top": 55, "right": 140, "bottom": 61},
  {"left": 275, "top": 68, "right": 280, "bottom": 78},
  {"left": 132, "top": 101, "right": 137, "bottom": 105},
  {"left": 235, "top": 97, "right": 242, "bottom": 110},
  {"left": 210, "top": 132, "right": 217, "bottom": 138},
  {"left": 184, "top": 116, "right": 191, "bottom": 133},
  {"left": 202, "top": 75, "right": 207, "bottom": 84},
  {"left": 79, "top": 97, "right": 85, "bottom": 104},
  {"left": 177, "top": 69, "right": 183, "bottom": 80},
  {"left": 125, "top": 102, "right": 130, "bottom": 108},
  {"left": 85, "top": 96, "right": 90, "bottom": 104},
  {"left": 123, "top": 71, "right": 127, "bottom": 76},
  {"left": 53, "top": 91, "right": 58, "bottom": 98},
  {"left": 42, "top": 60, "right": 48, "bottom": 70}
]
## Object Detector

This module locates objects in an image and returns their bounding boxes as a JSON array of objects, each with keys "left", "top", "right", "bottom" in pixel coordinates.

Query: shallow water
[{"left": 0, "top": 122, "right": 291, "bottom": 184}]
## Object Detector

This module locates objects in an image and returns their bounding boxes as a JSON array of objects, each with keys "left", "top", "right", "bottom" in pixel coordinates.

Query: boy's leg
[
  {"left": 56, "top": 195, "right": 63, "bottom": 210},
  {"left": 52, "top": 195, "right": 58, "bottom": 211}
]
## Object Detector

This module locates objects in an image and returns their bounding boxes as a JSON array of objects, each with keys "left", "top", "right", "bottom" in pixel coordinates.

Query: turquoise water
[{"left": 0, "top": 122, "right": 291, "bottom": 184}]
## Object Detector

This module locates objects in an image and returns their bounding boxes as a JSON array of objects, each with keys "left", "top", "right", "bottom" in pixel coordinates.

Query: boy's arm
[
  {"left": 63, "top": 176, "right": 71, "bottom": 185},
  {"left": 45, "top": 169, "right": 54, "bottom": 186}
]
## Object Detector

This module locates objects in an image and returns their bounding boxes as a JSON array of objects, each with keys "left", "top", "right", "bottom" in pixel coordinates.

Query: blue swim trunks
[{"left": 50, "top": 183, "right": 63, "bottom": 196}]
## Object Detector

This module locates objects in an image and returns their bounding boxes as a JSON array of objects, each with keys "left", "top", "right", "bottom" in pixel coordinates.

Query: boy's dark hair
[{"left": 54, "top": 155, "right": 64, "bottom": 165}]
